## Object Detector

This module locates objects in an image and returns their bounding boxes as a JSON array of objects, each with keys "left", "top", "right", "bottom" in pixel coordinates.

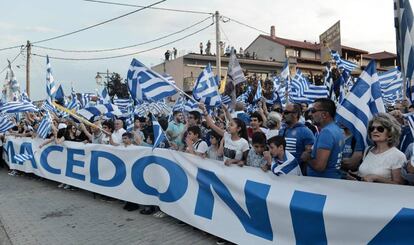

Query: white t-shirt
[
  {"left": 223, "top": 132, "right": 250, "bottom": 161},
  {"left": 193, "top": 140, "right": 208, "bottom": 154},
  {"left": 358, "top": 147, "right": 406, "bottom": 180},
  {"left": 266, "top": 129, "right": 279, "bottom": 140},
  {"left": 111, "top": 128, "right": 126, "bottom": 145}
]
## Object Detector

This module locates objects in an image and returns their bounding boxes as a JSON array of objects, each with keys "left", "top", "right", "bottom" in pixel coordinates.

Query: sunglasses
[
  {"left": 273, "top": 108, "right": 283, "bottom": 113},
  {"left": 283, "top": 110, "right": 295, "bottom": 114},
  {"left": 368, "top": 126, "right": 385, "bottom": 133},
  {"left": 309, "top": 108, "right": 326, "bottom": 113}
]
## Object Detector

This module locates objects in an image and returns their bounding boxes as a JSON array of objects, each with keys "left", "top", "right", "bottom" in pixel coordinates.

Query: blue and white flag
[
  {"left": 152, "top": 114, "right": 166, "bottom": 150},
  {"left": 338, "top": 71, "right": 351, "bottom": 104},
  {"left": 125, "top": 107, "right": 135, "bottom": 132},
  {"left": 37, "top": 113, "right": 52, "bottom": 139},
  {"left": 289, "top": 70, "right": 328, "bottom": 103},
  {"left": 221, "top": 94, "right": 232, "bottom": 105},
  {"left": 14, "top": 153, "right": 33, "bottom": 163},
  {"left": 46, "top": 55, "right": 57, "bottom": 100},
  {"left": 79, "top": 93, "right": 93, "bottom": 108},
  {"left": 405, "top": 113, "right": 414, "bottom": 138},
  {"left": 41, "top": 99, "right": 57, "bottom": 113},
  {"left": 162, "top": 73, "right": 176, "bottom": 85},
  {"left": 227, "top": 49, "right": 246, "bottom": 85},
  {"left": 54, "top": 85, "right": 65, "bottom": 105},
  {"left": 98, "top": 87, "right": 110, "bottom": 104},
  {"left": 378, "top": 67, "right": 403, "bottom": 104},
  {"left": 0, "top": 101, "right": 39, "bottom": 113},
  {"left": 336, "top": 60, "right": 385, "bottom": 148},
  {"left": 280, "top": 59, "right": 290, "bottom": 81},
  {"left": 184, "top": 99, "right": 199, "bottom": 112},
  {"left": 78, "top": 104, "right": 122, "bottom": 121},
  {"left": 331, "top": 50, "right": 358, "bottom": 73},
  {"left": 253, "top": 80, "right": 262, "bottom": 102},
  {"left": 113, "top": 96, "right": 131, "bottom": 114},
  {"left": 21, "top": 91, "right": 31, "bottom": 102},
  {"left": 127, "top": 58, "right": 177, "bottom": 102},
  {"left": 290, "top": 69, "right": 309, "bottom": 97},
  {"left": 0, "top": 116, "right": 15, "bottom": 132},
  {"left": 193, "top": 64, "right": 221, "bottom": 107},
  {"left": 395, "top": 0, "right": 414, "bottom": 82}
]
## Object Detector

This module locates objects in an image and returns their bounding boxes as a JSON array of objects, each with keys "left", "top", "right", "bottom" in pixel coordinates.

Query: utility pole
[
  {"left": 215, "top": 11, "right": 221, "bottom": 82},
  {"left": 26, "top": 40, "right": 31, "bottom": 97}
]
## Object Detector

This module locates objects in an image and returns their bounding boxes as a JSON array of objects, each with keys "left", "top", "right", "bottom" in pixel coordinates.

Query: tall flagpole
[{"left": 215, "top": 11, "right": 221, "bottom": 82}]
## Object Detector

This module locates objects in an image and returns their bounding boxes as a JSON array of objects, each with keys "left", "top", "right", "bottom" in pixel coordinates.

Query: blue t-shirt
[
  {"left": 342, "top": 135, "right": 364, "bottom": 159},
  {"left": 279, "top": 123, "right": 315, "bottom": 162},
  {"left": 308, "top": 122, "right": 345, "bottom": 179}
]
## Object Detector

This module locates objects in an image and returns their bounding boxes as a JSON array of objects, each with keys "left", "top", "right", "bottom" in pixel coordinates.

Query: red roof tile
[{"left": 363, "top": 51, "right": 397, "bottom": 60}]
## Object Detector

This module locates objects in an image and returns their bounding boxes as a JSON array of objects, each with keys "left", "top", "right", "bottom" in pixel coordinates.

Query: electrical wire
[
  {"left": 83, "top": 0, "right": 212, "bottom": 15},
  {"left": 0, "top": 46, "right": 26, "bottom": 74},
  {"left": 32, "top": 16, "right": 213, "bottom": 53},
  {"left": 32, "top": 22, "right": 213, "bottom": 61},
  {"left": 0, "top": 0, "right": 166, "bottom": 52},
  {"left": 221, "top": 15, "right": 269, "bottom": 35}
]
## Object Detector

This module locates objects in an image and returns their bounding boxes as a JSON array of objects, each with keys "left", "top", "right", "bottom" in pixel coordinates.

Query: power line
[
  {"left": 32, "top": 16, "right": 213, "bottom": 53},
  {"left": 221, "top": 15, "right": 269, "bottom": 35},
  {"left": 0, "top": 47, "right": 26, "bottom": 74},
  {"left": 32, "top": 23, "right": 213, "bottom": 61},
  {"left": 0, "top": 44, "right": 24, "bottom": 52},
  {"left": 83, "top": 0, "right": 212, "bottom": 15},
  {"left": 0, "top": 0, "right": 166, "bottom": 52},
  {"left": 32, "top": 0, "right": 166, "bottom": 44}
]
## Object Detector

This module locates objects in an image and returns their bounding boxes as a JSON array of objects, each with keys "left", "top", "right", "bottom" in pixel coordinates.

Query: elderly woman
[{"left": 356, "top": 113, "right": 405, "bottom": 185}]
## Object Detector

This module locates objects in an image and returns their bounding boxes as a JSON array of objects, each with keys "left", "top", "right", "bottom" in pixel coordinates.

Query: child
[
  {"left": 185, "top": 126, "right": 208, "bottom": 158},
  {"left": 208, "top": 130, "right": 223, "bottom": 161},
  {"left": 246, "top": 132, "right": 267, "bottom": 168},
  {"left": 263, "top": 136, "right": 302, "bottom": 176},
  {"left": 122, "top": 132, "right": 134, "bottom": 147}
]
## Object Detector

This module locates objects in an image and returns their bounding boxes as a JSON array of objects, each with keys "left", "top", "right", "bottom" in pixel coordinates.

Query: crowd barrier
[{"left": 4, "top": 137, "right": 414, "bottom": 244}]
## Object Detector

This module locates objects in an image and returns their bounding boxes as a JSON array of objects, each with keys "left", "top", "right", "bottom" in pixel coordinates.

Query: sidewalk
[{"left": 0, "top": 169, "right": 217, "bottom": 245}]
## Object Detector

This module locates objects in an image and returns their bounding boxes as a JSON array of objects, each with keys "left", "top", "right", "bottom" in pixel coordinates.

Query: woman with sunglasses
[{"left": 356, "top": 113, "right": 405, "bottom": 185}]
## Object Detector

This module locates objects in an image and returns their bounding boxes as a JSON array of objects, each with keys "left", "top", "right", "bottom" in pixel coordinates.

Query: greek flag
[
  {"left": 98, "top": 87, "right": 110, "bottom": 104},
  {"left": 172, "top": 96, "right": 186, "bottom": 112},
  {"left": 405, "top": 113, "right": 414, "bottom": 138},
  {"left": 0, "top": 101, "right": 39, "bottom": 113},
  {"left": 127, "top": 58, "right": 177, "bottom": 102},
  {"left": 152, "top": 114, "right": 166, "bottom": 150},
  {"left": 0, "top": 116, "right": 14, "bottom": 133},
  {"left": 125, "top": 107, "right": 135, "bottom": 132},
  {"left": 280, "top": 59, "right": 290, "bottom": 81},
  {"left": 331, "top": 50, "right": 358, "bottom": 73},
  {"left": 37, "top": 114, "right": 52, "bottom": 139},
  {"left": 338, "top": 71, "right": 351, "bottom": 104},
  {"left": 14, "top": 154, "right": 33, "bottom": 163},
  {"left": 78, "top": 104, "right": 122, "bottom": 121},
  {"left": 227, "top": 49, "right": 246, "bottom": 85},
  {"left": 336, "top": 60, "right": 385, "bottom": 148},
  {"left": 162, "top": 73, "right": 176, "bottom": 85},
  {"left": 253, "top": 80, "right": 262, "bottom": 102},
  {"left": 221, "top": 94, "right": 232, "bottom": 105},
  {"left": 79, "top": 93, "right": 93, "bottom": 108},
  {"left": 184, "top": 99, "right": 199, "bottom": 112},
  {"left": 21, "top": 91, "right": 31, "bottom": 102},
  {"left": 113, "top": 96, "right": 131, "bottom": 114},
  {"left": 46, "top": 55, "right": 57, "bottom": 99},
  {"left": 193, "top": 64, "right": 221, "bottom": 107},
  {"left": 289, "top": 70, "right": 328, "bottom": 103},
  {"left": 273, "top": 77, "right": 287, "bottom": 105},
  {"left": 395, "top": 0, "right": 414, "bottom": 82},
  {"left": 41, "top": 100, "right": 57, "bottom": 113},
  {"left": 378, "top": 68, "right": 403, "bottom": 104}
]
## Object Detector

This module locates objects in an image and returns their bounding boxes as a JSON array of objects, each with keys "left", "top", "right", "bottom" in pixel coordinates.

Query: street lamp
[{"left": 95, "top": 73, "right": 103, "bottom": 85}]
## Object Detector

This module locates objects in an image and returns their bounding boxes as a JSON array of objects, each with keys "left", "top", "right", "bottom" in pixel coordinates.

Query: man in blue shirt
[
  {"left": 303, "top": 98, "right": 344, "bottom": 179},
  {"left": 279, "top": 103, "right": 315, "bottom": 175}
]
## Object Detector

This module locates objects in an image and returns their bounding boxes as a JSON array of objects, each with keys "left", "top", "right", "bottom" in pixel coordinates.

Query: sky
[{"left": 0, "top": 0, "right": 396, "bottom": 100}]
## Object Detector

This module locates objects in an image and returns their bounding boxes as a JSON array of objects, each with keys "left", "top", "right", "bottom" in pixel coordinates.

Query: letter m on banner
[{"left": 194, "top": 168, "right": 273, "bottom": 241}]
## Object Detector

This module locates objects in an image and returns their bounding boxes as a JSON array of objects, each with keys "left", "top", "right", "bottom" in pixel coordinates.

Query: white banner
[{"left": 4, "top": 137, "right": 414, "bottom": 244}]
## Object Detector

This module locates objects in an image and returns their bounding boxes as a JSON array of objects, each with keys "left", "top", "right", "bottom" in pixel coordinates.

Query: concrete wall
[
  {"left": 245, "top": 37, "right": 286, "bottom": 61},
  {"left": 152, "top": 57, "right": 185, "bottom": 89},
  {"left": 300, "top": 49, "right": 317, "bottom": 59}
]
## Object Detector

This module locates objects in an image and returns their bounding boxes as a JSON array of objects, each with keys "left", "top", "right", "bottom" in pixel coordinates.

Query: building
[
  {"left": 152, "top": 53, "right": 283, "bottom": 92},
  {"left": 361, "top": 51, "right": 397, "bottom": 71}
]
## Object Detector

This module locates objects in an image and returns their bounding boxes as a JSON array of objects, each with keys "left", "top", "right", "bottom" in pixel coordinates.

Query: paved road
[{"left": 0, "top": 169, "right": 218, "bottom": 245}]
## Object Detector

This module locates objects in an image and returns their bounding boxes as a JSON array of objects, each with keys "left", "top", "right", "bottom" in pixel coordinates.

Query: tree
[{"left": 107, "top": 73, "right": 129, "bottom": 99}]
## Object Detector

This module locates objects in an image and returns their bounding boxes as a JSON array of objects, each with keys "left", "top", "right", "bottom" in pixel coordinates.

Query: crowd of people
[{"left": 1, "top": 77, "right": 414, "bottom": 244}]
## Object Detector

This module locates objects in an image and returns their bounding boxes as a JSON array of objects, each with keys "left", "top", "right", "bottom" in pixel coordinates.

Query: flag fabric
[
  {"left": 0, "top": 116, "right": 15, "bottom": 132},
  {"left": 151, "top": 114, "right": 166, "bottom": 150},
  {"left": 336, "top": 60, "right": 386, "bottom": 148},
  {"left": 14, "top": 153, "right": 33, "bottom": 163},
  {"left": 193, "top": 64, "right": 222, "bottom": 107},
  {"left": 79, "top": 93, "right": 93, "bottom": 108},
  {"left": 253, "top": 80, "right": 262, "bottom": 102},
  {"left": 227, "top": 49, "right": 246, "bottom": 86},
  {"left": 113, "top": 96, "right": 131, "bottom": 114},
  {"left": 289, "top": 70, "right": 328, "bottom": 103},
  {"left": 405, "top": 113, "right": 414, "bottom": 139},
  {"left": 21, "top": 91, "right": 31, "bottom": 102},
  {"left": 273, "top": 77, "right": 287, "bottom": 105},
  {"left": 280, "top": 59, "right": 290, "bottom": 81},
  {"left": 221, "top": 94, "right": 232, "bottom": 105},
  {"left": 37, "top": 113, "right": 52, "bottom": 139},
  {"left": 162, "top": 73, "right": 176, "bottom": 85},
  {"left": 127, "top": 58, "right": 177, "bottom": 102},
  {"left": 125, "top": 107, "right": 135, "bottom": 132},
  {"left": 172, "top": 96, "right": 186, "bottom": 112},
  {"left": 0, "top": 101, "right": 39, "bottom": 113},
  {"left": 395, "top": 0, "right": 414, "bottom": 82},
  {"left": 98, "top": 87, "right": 110, "bottom": 104},
  {"left": 46, "top": 55, "right": 57, "bottom": 99},
  {"left": 331, "top": 50, "right": 358, "bottom": 73},
  {"left": 184, "top": 99, "right": 199, "bottom": 112},
  {"left": 78, "top": 104, "right": 122, "bottom": 121},
  {"left": 54, "top": 85, "right": 65, "bottom": 105},
  {"left": 338, "top": 71, "right": 351, "bottom": 104},
  {"left": 41, "top": 99, "right": 58, "bottom": 113},
  {"left": 378, "top": 68, "right": 403, "bottom": 104}
]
